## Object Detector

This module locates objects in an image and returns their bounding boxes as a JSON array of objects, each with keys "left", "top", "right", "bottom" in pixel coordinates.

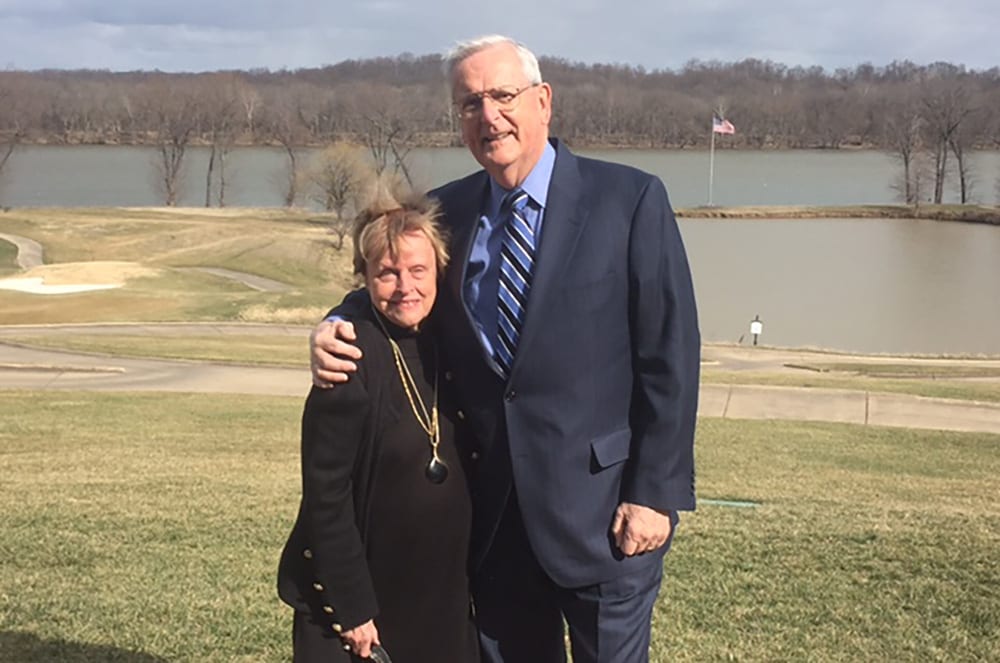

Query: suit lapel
[{"left": 439, "top": 173, "right": 495, "bottom": 365}]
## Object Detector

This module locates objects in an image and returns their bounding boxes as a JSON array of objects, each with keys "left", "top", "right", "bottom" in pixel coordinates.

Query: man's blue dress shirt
[{"left": 462, "top": 141, "right": 556, "bottom": 367}]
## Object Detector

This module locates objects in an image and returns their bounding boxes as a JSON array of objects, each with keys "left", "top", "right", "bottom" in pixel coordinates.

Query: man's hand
[
  {"left": 310, "top": 319, "right": 362, "bottom": 388},
  {"left": 611, "top": 502, "right": 673, "bottom": 556},
  {"left": 341, "top": 618, "right": 380, "bottom": 658}
]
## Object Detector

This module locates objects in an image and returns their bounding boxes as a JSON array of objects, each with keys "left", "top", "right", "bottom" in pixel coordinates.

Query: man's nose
[{"left": 480, "top": 96, "right": 504, "bottom": 124}]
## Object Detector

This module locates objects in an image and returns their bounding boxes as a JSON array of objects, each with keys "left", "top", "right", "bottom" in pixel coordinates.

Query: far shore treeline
[
  {"left": 1, "top": 56, "right": 998, "bottom": 151},
  {"left": 1, "top": 55, "right": 998, "bottom": 208}
]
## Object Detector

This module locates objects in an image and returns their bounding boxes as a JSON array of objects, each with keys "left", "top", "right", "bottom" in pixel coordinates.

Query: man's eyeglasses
[{"left": 454, "top": 83, "right": 541, "bottom": 119}]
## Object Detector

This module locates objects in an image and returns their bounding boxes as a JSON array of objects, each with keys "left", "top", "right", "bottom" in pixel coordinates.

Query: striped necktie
[{"left": 496, "top": 189, "right": 535, "bottom": 378}]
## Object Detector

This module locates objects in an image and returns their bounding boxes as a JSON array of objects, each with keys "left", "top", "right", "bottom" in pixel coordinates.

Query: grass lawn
[
  {"left": 1, "top": 334, "right": 311, "bottom": 368},
  {"left": 2, "top": 391, "right": 998, "bottom": 661},
  {"left": 701, "top": 369, "right": 1000, "bottom": 404},
  {"left": 0, "top": 239, "right": 18, "bottom": 276}
]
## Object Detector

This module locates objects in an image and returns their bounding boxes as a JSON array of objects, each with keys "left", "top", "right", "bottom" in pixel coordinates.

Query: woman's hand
[{"left": 341, "top": 619, "right": 380, "bottom": 658}]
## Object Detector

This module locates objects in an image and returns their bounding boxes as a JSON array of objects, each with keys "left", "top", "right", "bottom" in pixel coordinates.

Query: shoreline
[
  {"left": 676, "top": 204, "right": 1000, "bottom": 225},
  {"left": 3, "top": 203, "right": 999, "bottom": 226}
]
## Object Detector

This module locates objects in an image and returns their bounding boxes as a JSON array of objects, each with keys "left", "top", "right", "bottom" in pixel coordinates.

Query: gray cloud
[{"left": 0, "top": 0, "right": 995, "bottom": 72}]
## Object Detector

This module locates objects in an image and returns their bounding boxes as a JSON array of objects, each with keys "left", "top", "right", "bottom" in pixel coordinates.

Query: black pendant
[{"left": 425, "top": 457, "right": 449, "bottom": 484}]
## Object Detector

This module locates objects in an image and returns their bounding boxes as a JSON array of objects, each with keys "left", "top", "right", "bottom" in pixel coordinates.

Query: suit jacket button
[
  {"left": 312, "top": 582, "right": 324, "bottom": 592},
  {"left": 322, "top": 605, "right": 335, "bottom": 614},
  {"left": 331, "top": 623, "right": 343, "bottom": 633},
  {"left": 504, "top": 391, "right": 516, "bottom": 402},
  {"left": 302, "top": 548, "right": 313, "bottom": 559},
  {"left": 457, "top": 410, "right": 466, "bottom": 420},
  {"left": 470, "top": 451, "right": 480, "bottom": 461}
]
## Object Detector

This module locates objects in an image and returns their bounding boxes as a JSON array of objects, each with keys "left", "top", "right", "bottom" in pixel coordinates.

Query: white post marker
[{"left": 750, "top": 314, "right": 763, "bottom": 346}]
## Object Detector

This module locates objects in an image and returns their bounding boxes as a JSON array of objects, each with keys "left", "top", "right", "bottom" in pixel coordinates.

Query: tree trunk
[
  {"left": 284, "top": 145, "right": 298, "bottom": 207},
  {"left": 205, "top": 143, "right": 216, "bottom": 207},
  {"left": 218, "top": 147, "right": 228, "bottom": 207}
]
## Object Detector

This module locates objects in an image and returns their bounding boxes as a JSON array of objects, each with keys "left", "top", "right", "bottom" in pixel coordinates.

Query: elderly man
[{"left": 311, "top": 35, "right": 699, "bottom": 663}]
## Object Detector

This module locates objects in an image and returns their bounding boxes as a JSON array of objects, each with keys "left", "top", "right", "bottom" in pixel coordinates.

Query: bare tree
[
  {"left": 4, "top": 57, "right": 1000, "bottom": 159},
  {"left": 260, "top": 88, "right": 311, "bottom": 207},
  {"left": 306, "top": 143, "right": 373, "bottom": 249},
  {"left": 0, "top": 75, "right": 28, "bottom": 205},
  {"left": 237, "top": 79, "right": 262, "bottom": 140},
  {"left": 352, "top": 88, "right": 417, "bottom": 187},
  {"left": 199, "top": 74, "right": 242, "bottom": 207},
  {"left": 884, "top": 95, "right": 924, "bottom": 204},
  {"left": 137, "top": 78, "right": 199, "bottom": 206},
  {"left": 921, "top": 75, "right": 974, "bottom": 203}
]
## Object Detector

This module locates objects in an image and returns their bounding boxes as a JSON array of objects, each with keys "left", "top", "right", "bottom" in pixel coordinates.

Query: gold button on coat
[{"left": 312, "top": 582, "right": 324, "bottom": 592}]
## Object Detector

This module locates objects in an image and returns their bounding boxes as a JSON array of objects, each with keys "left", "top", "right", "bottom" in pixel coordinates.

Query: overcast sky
[{"left": 0, "top": 0, "right": 995, "bottom": 73}]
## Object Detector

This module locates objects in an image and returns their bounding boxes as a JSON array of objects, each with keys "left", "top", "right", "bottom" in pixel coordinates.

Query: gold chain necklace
[{"left": 372, "top": 307, "right": 449, "bottom": 484}]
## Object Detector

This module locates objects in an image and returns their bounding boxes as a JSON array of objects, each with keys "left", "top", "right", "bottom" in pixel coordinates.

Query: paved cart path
[{"left": 2, "top": 324, "right": 999, "bottom": 435}]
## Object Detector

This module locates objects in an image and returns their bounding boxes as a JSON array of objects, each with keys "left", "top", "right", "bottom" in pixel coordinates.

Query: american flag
[{"left": 712, "top": 115, "right": 736, "bottom": 135}]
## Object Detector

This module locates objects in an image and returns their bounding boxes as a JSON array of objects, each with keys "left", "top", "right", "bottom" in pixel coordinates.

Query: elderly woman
[{"left": 278, "top": 194, "right": 479, "bottom": 663}]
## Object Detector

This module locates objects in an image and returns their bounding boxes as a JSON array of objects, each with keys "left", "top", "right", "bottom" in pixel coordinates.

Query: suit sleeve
[
  {"left": 300, "top": 382, "right": 379, "bottom": 629},
  {"left": 623, "top": 176, "right": 699, "bottom": 512},
  {"left": 323, "top": 288, "right": 372, "bottom": 321}
]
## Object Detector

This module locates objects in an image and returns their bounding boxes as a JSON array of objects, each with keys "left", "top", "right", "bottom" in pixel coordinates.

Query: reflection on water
[{"left": 679, "top": 218, "right": 1000, "bottom": 355}]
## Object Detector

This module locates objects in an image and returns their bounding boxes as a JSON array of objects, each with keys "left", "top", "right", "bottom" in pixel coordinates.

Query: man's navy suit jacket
[{"left": 429, "top": 139, "right": 700, "bottom": 589}]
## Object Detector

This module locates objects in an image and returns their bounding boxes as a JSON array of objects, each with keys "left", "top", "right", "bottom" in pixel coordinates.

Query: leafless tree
[
  {"left": 137, "top": 78, "right": 199, "bottom": 206},
  {"left": 199, "top": 74, "right": 242, "bottom": 207},
  {"left": 351, "top": 87, "right": 417, "bottom": 186},
  {"left": 884, "top": 95, "right": 924, "bottom": 204},
  {"left": 259, "top": 87, "right": 312, "bottom": 207},
  {"left": 306, "top": 143, "right": 373, "bottom": 249},
  {"left": 0, "top": 75, "right": 29, "bottom": 204},
  {"left": 921, "top": 74, "right": 975, "bottom": 203},
  {"left": 3, "top": 57, "right": 1000, "bottom": 169}
]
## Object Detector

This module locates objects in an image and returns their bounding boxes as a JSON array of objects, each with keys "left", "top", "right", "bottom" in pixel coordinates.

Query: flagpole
[{"left": 708, "top": 120, "right": 716, "bottom": 206}]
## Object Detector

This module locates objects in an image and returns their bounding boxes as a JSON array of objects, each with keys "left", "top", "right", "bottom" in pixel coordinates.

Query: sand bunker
[{"left": 0, "top": 261, "right": 160, "bottom": 295}]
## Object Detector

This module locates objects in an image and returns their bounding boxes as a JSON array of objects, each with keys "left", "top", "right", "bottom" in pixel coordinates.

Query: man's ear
[{"left": 537, "top": 83, "right": 553, "bottom": 126}]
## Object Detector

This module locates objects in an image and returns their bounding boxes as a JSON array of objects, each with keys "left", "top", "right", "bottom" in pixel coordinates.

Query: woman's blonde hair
[{"left": 352, "top": 186, "right": 449, "bottom": 277}]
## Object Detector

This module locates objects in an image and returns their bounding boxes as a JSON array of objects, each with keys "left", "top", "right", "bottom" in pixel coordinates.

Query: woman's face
[{"left": 365, "top": 230, "right": 438, "bottom": 330}]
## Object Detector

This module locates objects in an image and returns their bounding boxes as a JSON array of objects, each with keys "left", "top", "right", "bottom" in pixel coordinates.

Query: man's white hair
[{"left": 443, "top": 35, "right": 543, "bottom": 89}]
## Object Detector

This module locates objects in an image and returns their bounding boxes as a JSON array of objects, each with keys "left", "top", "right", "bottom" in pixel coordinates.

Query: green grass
[
  {"left": 2, "top": 392, "right": 998, "bottom": 661},
  {"left": 1, "top": 334, "right": 310, "bottom": 367},
  {"left": 792, "top": 362, "right": 1000, "bottom": 379},
  {"left": 702, "top": 369, "right": 1000, "bottom": 404},
  {"left": 0, "top": 390, "right": 302, "bottom": 662},
  {"left": 0, "top": 238, "right": 18, "bottom": 276},
  {"left": 677, "top": 203, "right": 1000, "bottom": 225}
]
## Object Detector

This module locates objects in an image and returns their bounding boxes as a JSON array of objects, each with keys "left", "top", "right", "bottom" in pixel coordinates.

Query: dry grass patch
[
  {"left": 0, "top": 238, "right": 18, "bottom": 276},
  {"left": 0, "top": 208, "right": 354, "bottom": 325},
  {"left": 0, "top": 207, "right": 351, "bottom": 287},
  {"left": 20, "top": 260, "right": 161, "bottom": 285}
]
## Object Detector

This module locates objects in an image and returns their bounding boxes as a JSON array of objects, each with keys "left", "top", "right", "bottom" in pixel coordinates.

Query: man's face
[{"left": 452, "top": 43, "right": 552, "bottom": 189}]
